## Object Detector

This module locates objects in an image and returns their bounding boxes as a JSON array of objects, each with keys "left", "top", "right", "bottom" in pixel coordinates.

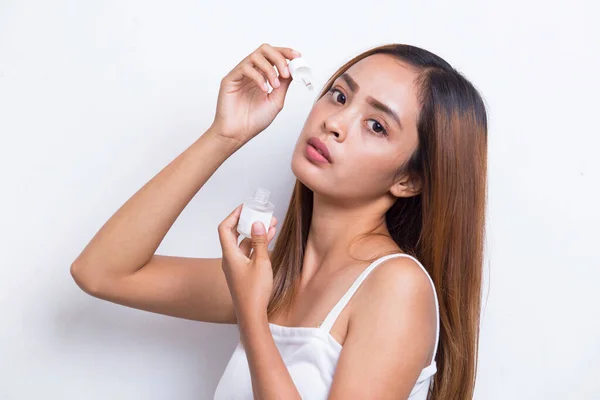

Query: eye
[
  {"left": 367, "top": 119, "right": 388, "bottom": 136},
  {"left": 328, "top": 87, "right": 388, "bottom": 137},
  {"left": 329, "top": 88, "right": 346, "bottom": 104}
]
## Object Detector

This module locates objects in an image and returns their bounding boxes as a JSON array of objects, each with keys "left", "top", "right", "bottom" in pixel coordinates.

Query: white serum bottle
[{"left": 236, "top": 188, "right": 275, "bottom": 239}]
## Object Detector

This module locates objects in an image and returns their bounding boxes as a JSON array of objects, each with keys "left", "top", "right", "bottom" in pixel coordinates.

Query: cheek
[
  {"left": 340, "top": 154, "right": 381, "bottom": 181},
  {"left": 343, "top": 153, "right": 400, "bottom": 186}
]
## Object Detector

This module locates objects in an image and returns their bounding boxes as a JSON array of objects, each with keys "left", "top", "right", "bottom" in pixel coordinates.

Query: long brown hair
[{"left": 267, "top": 44, "right": 488, "bottom": 399}]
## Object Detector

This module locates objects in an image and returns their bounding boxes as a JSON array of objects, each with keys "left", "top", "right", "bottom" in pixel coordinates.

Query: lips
[{"left": 307, "top": 137, "right": 332, "bottom": 163}]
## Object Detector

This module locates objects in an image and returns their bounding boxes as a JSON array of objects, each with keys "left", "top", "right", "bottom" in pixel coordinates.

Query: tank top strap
[
  {"left": 318, "top": 253, "right": 440, "bottom": 363},
  {"left": 318, "top": 253, "right": 408, "bottom": 333}
]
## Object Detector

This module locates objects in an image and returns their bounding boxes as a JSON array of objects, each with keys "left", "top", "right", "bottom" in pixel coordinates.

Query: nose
[{"left": 323, "top": 110, "right": 349, "bottom": 142}]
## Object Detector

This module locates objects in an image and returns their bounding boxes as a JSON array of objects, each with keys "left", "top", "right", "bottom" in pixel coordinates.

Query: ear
[{"left": 390, "top": 174, "right": 422, "bottom": 198}]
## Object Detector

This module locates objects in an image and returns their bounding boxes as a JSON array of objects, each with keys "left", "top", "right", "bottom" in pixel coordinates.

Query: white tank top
[{"left": 213, "top": 253, "right": 440, "bottom": 399}]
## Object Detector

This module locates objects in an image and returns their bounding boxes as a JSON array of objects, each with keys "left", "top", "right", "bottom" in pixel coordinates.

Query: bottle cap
[
  {"left": 254, "top": 188, "right": 270, "bottom": 204},
  {"left": 288, "top": 57, "right": 309, "bottom": 71},
  {"left": 287, "top": 57, "right": 313, "bottom": 90}
]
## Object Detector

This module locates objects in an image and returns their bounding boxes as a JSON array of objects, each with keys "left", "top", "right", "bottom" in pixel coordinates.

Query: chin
[
  {"left": 290, "top": 149, "right": 308, "bottom": 184},
  {"left": 290, "top": 150, "right": 330, "bottom": 195}
]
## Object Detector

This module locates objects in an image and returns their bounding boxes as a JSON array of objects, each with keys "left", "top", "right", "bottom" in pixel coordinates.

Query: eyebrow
[{"left": 340, "top": 73, "right": 403, "bottom": 130}]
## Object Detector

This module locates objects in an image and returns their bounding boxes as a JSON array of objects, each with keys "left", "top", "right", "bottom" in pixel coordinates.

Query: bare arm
[
  {"left": 70, "top": 128, "right": 244, "bottom": 323},
  {"left": 70, "top": 43, "right": 296, "bottom": 324}
]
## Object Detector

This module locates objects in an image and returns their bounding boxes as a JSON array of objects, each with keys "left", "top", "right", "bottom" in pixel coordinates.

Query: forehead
[
  {"left": 336, "top": 54, "right": 421, "bottom": 129},
  {"left": 342, "top": 53, "right": 418, "bottom": 91}
]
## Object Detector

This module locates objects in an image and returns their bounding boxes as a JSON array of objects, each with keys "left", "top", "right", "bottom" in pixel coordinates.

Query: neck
[{"left": 302, "top": 191, "right": 396, "bottom": 282}]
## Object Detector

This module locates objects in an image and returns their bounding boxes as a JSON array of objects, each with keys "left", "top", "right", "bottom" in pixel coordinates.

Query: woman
[{"left": 71, "top": 42, "right": 487, "bottom": 399}]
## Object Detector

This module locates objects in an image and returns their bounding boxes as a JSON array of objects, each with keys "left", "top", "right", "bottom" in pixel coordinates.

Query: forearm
[
  {"left": 239, "top": 315, "right": 302, "bottom": 400},
  {"left": 71, "top": 126, "right": 241, "bottom": 280}
]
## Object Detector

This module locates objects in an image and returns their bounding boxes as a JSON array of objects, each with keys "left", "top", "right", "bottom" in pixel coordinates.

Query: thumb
[
  {"left": 250, "top": 221, "right": 269, "bottom": 261},
  {"left": 268, "top": 76, "right": 292, "bottom": 109}
]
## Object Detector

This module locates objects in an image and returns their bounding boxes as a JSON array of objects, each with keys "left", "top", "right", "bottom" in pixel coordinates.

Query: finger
[
  {"left": 227, "top": 63, "right": 269, "bottom": 92},
  {"left": 249, "top": 53, "right": 280, "bottom": 89},
  {"left": 270, "top": 75, "right": 292, "bottom": 106},
  {"left": 273, "top": 46, "right": 302, "bottom": 62},
  {"left": 266, "top": 216, "right": 277, "bottom": 242},
  {"left": 225, "top": 44, "right": 299, "bottom": 92},
  {"left": 242, "top": 222, "right": 276, "bottom": 256},
  {"left": 217, "top": 203, "right": 244, "bottom": 254},
  {"left": 221, "top": 203, "right": 244, "bottom": 230},
  {"left": 249, "top": 221, "right": 270, "bottom": 262},
  {"left": 267, "top": 226, "right": 276, "bottom": 243},
  {"left": 240, "top": 64, "right": 270, "bottom": 92},
  {"left": 239, "top": 236, "right": 252, "bottom": 258},
  {"left": 260, "top": 46, "right": 293, "bottom": 79}
]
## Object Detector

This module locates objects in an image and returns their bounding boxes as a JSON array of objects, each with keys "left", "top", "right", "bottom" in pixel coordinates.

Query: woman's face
[{"left": 291, "top": 53, "right": 421, "bottom": 202}]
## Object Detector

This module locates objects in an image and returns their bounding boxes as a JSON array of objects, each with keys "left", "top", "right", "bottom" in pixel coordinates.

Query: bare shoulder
[
  {"left": 328, "top": 255, "right": 438, "bottom": 395},
  {"left": 363, "top": 255, "right": 437, "bottom": 307},
  {"left": 347, "top": 254, "right": 438, "bottom": 364}
]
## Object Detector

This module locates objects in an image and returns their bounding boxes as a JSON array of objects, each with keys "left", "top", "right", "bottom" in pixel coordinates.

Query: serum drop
[{"left": 236, "top": 188, "right": 275, "bottom": 239}]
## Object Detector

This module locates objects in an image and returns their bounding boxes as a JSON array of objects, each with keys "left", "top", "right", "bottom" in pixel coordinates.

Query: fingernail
[
  {"left": 252, "top": 222, "right": 265, "bottom": 234},
  {"left": 263, "top": 82, "right": 269, "bottom": 92},
  {"left": 282, "top": 66, "right": 289, "bottom": 77},
  {"left": 274, "top": 77, "right": 280, "bottom": 88}
]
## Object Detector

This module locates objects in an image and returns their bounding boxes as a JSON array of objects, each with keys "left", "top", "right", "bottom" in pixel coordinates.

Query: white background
[{"left": 1, "top": 1, "right": 598, "bottom": 399}]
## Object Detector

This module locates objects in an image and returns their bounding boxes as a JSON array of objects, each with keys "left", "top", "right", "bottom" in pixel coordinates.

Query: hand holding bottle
[{"left": 210, "top": 43, "right": 302, "bottom": 147}]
